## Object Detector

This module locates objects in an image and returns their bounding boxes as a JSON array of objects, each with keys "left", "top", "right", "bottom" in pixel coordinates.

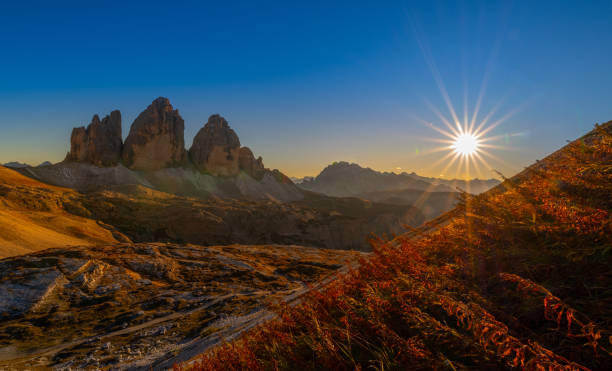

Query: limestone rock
[
  {"left": 66, "top": 111, "right": 123, "bottom": 167},
  {"left": 67, "top": 127, "right": 88, "bottom": 162},
  {"left": 122, "top": 98, "right": 187, "bottom": 171},
  {"left": 238, "top": 147, "right": 266, "bottom": 180},
  {"left": 189, "top": 114, "right": 241, "bottom": 176}
]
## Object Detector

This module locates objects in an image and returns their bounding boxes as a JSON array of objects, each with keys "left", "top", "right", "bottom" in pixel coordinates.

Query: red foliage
[{"left": 175, "top": 123, "right": 612, "bottom": 370}]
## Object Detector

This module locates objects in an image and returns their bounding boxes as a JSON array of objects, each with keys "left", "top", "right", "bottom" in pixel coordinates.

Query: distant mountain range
[
  {"left": 298, "top": 161, "right": 500, "bottom": 197},
  {"left": 290, "top": 176, "right": 314, "bottom": 184},
  {"left": 3, "top": 161, "right": 30, "bottom": 168},
  {"left": 3, "top": 161, "right": 52, "bottom": 168},
  {"left": 296, "top": 162, "right": 500, "bottom": 219}
]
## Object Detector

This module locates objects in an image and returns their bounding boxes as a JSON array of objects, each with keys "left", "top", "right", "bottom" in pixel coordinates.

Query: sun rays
[
  {"left": 422, "top": 113, "right": 510, "bottom": 184},
  {"left": 406, "top": 11, "right": 524, "bottom": 185}
]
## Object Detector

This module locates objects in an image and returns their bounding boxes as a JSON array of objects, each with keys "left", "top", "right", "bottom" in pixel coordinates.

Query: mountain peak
[
  {"left": 122, "top": 98, "right": 186, "bottom": 170},
  {"left": 189, "top": 114, "right": 241, "bottom": 176}
]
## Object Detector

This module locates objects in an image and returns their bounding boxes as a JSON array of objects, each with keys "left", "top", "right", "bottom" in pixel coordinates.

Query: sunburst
[
  {"left": 405, "top": 14, "right": 525, "bottom": 185},
  {"left": 422, "top": 113, "right": 509, "bottom": 184},
  {"left": 452, "top": 133, "right": 479, "bottom": 156}
]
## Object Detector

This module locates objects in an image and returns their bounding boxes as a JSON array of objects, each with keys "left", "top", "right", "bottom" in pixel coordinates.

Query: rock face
[
  {"left": 238, "top": 147, "right": 266, "bottom": 180},
  {"left": 189, "top": 114, "right": 241, "bottom": 176},
  {"left": 66, "top": 111, "right": 123, "bottom": 167},
  {"left": 122, "top": 98, "right": 187, "bottom": 171}
]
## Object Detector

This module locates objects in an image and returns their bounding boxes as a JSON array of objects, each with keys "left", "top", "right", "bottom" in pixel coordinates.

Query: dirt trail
[
  {"left": 143, "top": 263, "right": 360, "bottom": 371},
  {"left": 0, "top": 293, "right": 240, "bottom": 364}
]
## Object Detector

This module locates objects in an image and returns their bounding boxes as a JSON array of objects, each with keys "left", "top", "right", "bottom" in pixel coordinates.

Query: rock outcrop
[
  {"left": 55, "top": 98, "right": 300, "bottom": 198},
  {"left": 122, "top": 98, "right": 187, "bottom": 171},
  {"left": 0, "top": 244, "right": 356, "bottom": 368},
  {"left": 238, "top": 147, "right": 266, "bottom": 180},
  {"left": 189, "top": 114, "right": 241, "bottom": 176},
  {"left": 66, "top": 111, "right": 123, "bottom": 167}
]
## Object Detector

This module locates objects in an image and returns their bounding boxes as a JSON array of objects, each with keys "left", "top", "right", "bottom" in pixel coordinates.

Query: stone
[
  {"left": 238, "top": 147, "right": 266, "bottom": 180},
  {"left": 67, "top": 127, "right": 88, "bottom": 162},
  {"left": 188, "top": 114, "right": 241, "bottom": 176},
  {"left": 122, "top": 97, "right": 187, "bottom": 171},
  {"left": 65, "top": 111, "right": 123, "bottom": 167}
]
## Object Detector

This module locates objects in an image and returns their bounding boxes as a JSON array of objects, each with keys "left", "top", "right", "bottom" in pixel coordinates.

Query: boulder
[
  {"left": 122, "top": 98, "right": 187, "bottom": 171},
  {"left": 189, "top": 114, "right": 241, "bottom": 176},
  {"left": 238, "top": 147, "right": 266, "bottom": 180},
  {"left": 66, "top": 111, "right": 123, "bottom": 167}
]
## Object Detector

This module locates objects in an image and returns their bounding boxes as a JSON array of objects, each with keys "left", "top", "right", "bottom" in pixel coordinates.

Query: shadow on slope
[{"left": 0, "top": 166, "right": 125, "bottom": 258}]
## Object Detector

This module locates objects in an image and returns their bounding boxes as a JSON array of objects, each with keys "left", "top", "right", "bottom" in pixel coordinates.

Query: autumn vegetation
[{"left": 180, "top": 122, "right": 612, "bottom": 370}]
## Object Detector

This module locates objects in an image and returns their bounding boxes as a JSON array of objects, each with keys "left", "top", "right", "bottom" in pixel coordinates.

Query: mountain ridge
[{"left": 299, "top": 161, "right": 500, "bottom": 196}]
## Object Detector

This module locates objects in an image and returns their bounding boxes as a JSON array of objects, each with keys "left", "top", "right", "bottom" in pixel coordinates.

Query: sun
[
  {"left": 452, "top": 133, "right": 479, "bottom": 156},
  {"left": 419, "top": 113, "right": 509, "bottom": 182}
]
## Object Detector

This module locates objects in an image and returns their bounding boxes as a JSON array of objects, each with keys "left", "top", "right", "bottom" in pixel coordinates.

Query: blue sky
[{"left": 1, "top": 0, "right": 611, "bottom": 178}]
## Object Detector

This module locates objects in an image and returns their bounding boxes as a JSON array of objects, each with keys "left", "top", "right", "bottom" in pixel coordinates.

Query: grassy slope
[
  {"left": 0, "top": 166, "right": 119, "bottom": 258},
  {"left": 184, "top": 122, "right": 612, "bottom": 370}
]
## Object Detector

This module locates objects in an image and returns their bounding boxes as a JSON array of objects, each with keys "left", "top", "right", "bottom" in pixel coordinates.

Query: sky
[{"left": 1, "top": 0, "right": 611, "bottom": 179}]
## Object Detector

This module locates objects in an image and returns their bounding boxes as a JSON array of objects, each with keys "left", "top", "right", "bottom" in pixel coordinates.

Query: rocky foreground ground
[{"left": 0, "top": 243, "right": 363, "bottom": 370}]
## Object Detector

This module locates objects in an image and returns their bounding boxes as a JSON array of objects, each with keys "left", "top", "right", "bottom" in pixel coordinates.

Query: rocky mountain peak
[
  {"left": 122, "top": 97, "right": 187, "bottom": 171},
  {"left": 150, "top": 97, "right": 173, "bottom": 111},
  {"left": 189, "top": 114, "right": 241, "bottom": 176},
  {"left": 206, "top": 114, "right": 231, "bottom": 130},
  {"left": 59, "top": 98, "right": 294, "bottom": 186},
  {"left": 65, "top": 110, "right": 123, "bottom": 167}
]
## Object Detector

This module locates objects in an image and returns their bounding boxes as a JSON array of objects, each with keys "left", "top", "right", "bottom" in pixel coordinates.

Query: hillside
[
  {"left": 359, "top": 188, "right": 458, "bottom": 220},
  {"left": 186, "top": 121, "right": 612, "bottom": 370},
  {"left": 0, "top": 166, "right": 122, "bottom": 258},
  {"left": 80, "top": 187, "right": 425, "bottom": 251},
  {"left": 0, "top": 164, "right": 425, "bottom": 258}
]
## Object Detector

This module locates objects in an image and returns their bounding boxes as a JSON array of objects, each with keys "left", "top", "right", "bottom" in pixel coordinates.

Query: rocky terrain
[{"left": 0, "top": 243, "right": 363, "bottom": 369}]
